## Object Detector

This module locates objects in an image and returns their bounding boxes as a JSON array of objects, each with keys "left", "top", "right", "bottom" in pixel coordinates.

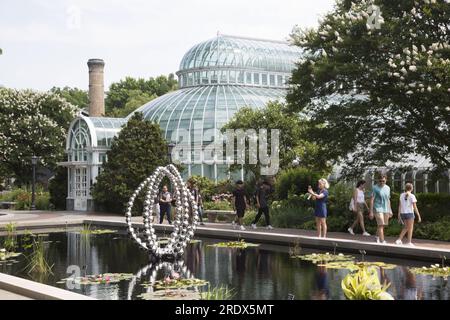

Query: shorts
[
  {"left": 400, "top": 213, "right": 415, "bottom": 220},
  {"left": 375, "top": 211, "right": 391, "bottom": 226},
  {"left": 354, "top": 203, "right": 366, "bottom": 214},
  {"left": 236, "top": 208, "right": 245, "bottom": 218}
]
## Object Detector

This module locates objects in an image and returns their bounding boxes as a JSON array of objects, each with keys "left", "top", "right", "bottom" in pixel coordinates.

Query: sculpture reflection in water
[
  {"left": 125, "top": 164, "right": 199, "bottom": 259},
  {"left": 126, "top": 259, "right": 206, "bottom": 300}
]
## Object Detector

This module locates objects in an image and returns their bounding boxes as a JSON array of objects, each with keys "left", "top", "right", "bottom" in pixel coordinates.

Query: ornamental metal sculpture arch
[{"left": 125, "top": 164, "right": 199, "bottom": 258}]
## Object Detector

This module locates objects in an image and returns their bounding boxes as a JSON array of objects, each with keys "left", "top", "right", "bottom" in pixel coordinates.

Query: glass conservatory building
[
  {"left": 62, "top": 34, "right": 302, "bottom": 210},
  {"left": 128, "top": 34, "right": 302, "bottom": 181},
  {"left": 60, "top": 115, "right": 126, "bottom": 211}
]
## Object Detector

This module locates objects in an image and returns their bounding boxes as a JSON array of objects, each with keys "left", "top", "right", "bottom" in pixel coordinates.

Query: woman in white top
[
  {"left": 395, "top": 183, "right": 422, "bottom": 246},
  {"left": 348, "top": 180, "right": 371, "bottom": 236}
]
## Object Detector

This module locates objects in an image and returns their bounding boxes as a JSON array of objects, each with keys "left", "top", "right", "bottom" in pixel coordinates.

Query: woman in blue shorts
[{"left": 308, "top": 178, "right": 330, "bottom": 238}]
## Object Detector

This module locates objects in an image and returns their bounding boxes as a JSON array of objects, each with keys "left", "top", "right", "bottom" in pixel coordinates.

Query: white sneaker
[
  {"left": 231, "top": 221, "right": 236, "bottom": 229},
  {"left": 362, "top": 232, "right": 371, "bottom": 236},
  {"left": 251, "top": 224, "right": 257, "bottom": 229},
  {"left": 395, "top": 239, "right": 403, "bottom": 245},
  {"left": 406, "top": 242, "right": 415, "bottom": 247},
  {"left": 376, "top": 237, "right": 380, "bottom": 243},
  {"left": 266, "top": 225, "right": 274, "bottom": 230},
  {"left": 381, "top": 240, "right": 387, "bottom": 244},
  {"left": 240, "top": 225, "right": 246, "bottom": 231},
  {"left": 348, "top": 227, "right": 355, "bottom": 235}
]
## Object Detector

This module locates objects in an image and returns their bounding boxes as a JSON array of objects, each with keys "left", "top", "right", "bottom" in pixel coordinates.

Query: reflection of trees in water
[{"left": 65, "top": 232, "right": 149, "bottom": 299}]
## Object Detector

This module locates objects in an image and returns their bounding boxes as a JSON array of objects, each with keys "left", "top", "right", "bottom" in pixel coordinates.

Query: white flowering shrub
[
  {"left": 0, "top": 88, "right": 77, "bottom": 183},
  {"left": 288, "top": 0, "right": 450, "bottom": 176}
]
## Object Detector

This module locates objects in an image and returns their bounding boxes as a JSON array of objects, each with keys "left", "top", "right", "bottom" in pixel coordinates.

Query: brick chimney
[{"left": 87, "top": 58, "right": 105, "bottom": 117}]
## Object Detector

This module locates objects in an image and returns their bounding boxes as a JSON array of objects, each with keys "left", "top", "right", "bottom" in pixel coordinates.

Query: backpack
[{"left": 349, "top": 198, "right": 355, "bottom": 211}]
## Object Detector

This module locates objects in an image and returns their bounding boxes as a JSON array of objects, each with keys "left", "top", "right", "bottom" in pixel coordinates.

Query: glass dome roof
[
  {"left": 177, "top": 35, "right": 301, "bottom": 88},
  {"left": 128, "top": 85, "right": 286, "bottom": 143}
]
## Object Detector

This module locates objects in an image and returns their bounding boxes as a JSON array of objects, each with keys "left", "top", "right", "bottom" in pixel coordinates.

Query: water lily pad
[
  {"left": 138, "top": 289, "right": 201, "bottom": 300},
  {"left": 208, "top": 240, "right": 259, "bottom": 249},
  {"left": 0, "top": 251, "right": 22, "bottom": 262},
  {"left": 318, "top": 261, "right": 397, "bottom": 270},
  {"left": 143, "top": 278, "right": 209, "bottom": 290},
  {"left": 292, "top": 252, "right": 355, "bottom": 263},
  {"left": 60, "top": 273, "right": 134, "bottom": 285},
  {"left": 410, "top": 264, "right": 450, "bottom": 278}
]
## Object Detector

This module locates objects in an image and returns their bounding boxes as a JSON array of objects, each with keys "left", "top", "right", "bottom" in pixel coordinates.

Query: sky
[{"left": 0, "top": 0, "right": 335, "bottom": 91}]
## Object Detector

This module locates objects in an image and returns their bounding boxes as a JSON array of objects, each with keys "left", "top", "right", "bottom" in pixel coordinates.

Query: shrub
[
  {"left": 48, "top": 166, "right": 67, "bottom": 210},
  {"left": 0, "top": 188, "right": 50, "bottom": 210},
  {"left": 203, "top": 201, "right": 233, "bottom": 211},
  {"left": 92, "top": 113, "right": 169, "bottom": 214},
  {"left": 275, "top": 167, "right": 322, "bottom": 200},
  {"left": 414, "top": 217, "right": 450, "bottom": 241}
]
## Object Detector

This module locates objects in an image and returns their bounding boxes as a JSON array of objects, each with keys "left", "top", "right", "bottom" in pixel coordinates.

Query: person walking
[
  {"left": 232, "top": 180, "right": 248, "bottom": 231},
  {"left": 308, "top": 178, "right": 330, "bottom": 238},
  {"left": 369, "top": 174, "right": 392, "bottom": 244},
  {"left": 395, "top": 183, "right": 422, "bottom": 246},
  {"left": 348, "top": 180, "right": 371, "bottom": 236},
  {"left": 251, "top": 180, "right": 274, "bottom": 230},
  {"left": 159, "top": 185, "right": 172, "bottom": 224},
  {"left": 187, "top": 179, "right": 205, "bottom": 226}
]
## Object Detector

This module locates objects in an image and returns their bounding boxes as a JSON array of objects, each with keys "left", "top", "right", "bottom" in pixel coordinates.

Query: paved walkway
[
  {"left": 1, "top": 209, "right": 449, "bottom": 251},
  {"left": 0, "top": 289, "right": 32, "bottom": 300}
]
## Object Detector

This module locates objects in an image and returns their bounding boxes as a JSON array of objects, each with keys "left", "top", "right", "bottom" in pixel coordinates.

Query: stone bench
[
  {"left": 205, "top": 210, "right": 235, "bottom": 223},
  {"left": 0, "top": 202, "right": 16, "bottom": 210}
]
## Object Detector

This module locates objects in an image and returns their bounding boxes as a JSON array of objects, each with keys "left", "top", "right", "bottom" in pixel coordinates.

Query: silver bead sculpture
[{"left": 125, "top": 164, "right": 199, "bottom": 258}]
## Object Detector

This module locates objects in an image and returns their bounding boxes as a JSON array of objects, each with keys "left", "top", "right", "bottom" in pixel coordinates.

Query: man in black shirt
[
  {"left": 251, "top": 180, "right": 274, "bottom": 230},
  {"left": 232, "top": 180, "right": 248, "bottom": 231}
]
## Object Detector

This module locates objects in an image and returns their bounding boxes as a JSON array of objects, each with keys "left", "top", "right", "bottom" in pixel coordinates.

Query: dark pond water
[{"left": 1, "top": 230, "right": 449, "bottom": 300}]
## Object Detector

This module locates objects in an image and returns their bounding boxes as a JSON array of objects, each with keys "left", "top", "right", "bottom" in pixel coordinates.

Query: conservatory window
[
  {"left": 211, "top": 71, "right": 218, "bottom": 84},
  {"left": 245, "top": 72, "right": 252, "bottom": 85},
  {"left": 277, "top": 75, "right": 283, "bottom": 86},
  {"left": 269, "top": 74, "right": 276, "bottom": 86},
  {"left": 70, "top": 120, "right": 90, "bottom": 162},
  {"left": 393, "top": 171, "right": 402, "bottom": 192},
  {"left": 261, "top": 74, "right": 268, "bottom": 86},
  {"left": 219, "top": 70, "right": 227, "bottom": 84},
  {"left": 194, "top": 72, "right": 201, "bottom": 85},
  {"left": 201, "top": 71, "right": 209, "bottom": 84},
  {"left": 415, "top": 171, "right": 424, "bottom": 193},
  {"left": 237, "top": 71, "right": 245, "bottom": 84},
  {"left": 187, "top": 73, "right": 193, "bottom": 86},
  {"left": 229, "top": 71, "right": 236, "bottom": 84},
  {"left": 253, "top": 73, "right": 260, "bottom": 85}
]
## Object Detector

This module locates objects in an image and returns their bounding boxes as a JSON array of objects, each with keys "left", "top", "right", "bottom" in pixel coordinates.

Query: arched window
[{"left": 69, "top": 119, "right": 90, "bottom": 162}]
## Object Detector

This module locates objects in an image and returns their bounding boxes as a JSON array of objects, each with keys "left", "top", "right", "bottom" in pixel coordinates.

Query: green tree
[
  {"left": 50, "top": 87, "right": 88, "bottom": 110},
  {"left": 108, "top": 90, "right": 156, "bottom": 118},
  {"left": 92, "top": 112, "right": 169, "bottom": 213},
  {"left": 105, "top": 75, "right": 177, "bottom": 117},
  {"left": 48, "top": 166, "right": 67, "bottom": 210},
  {"left": 0, "top": 88, "right": 76, "bottom": 185},
  {"left": 287, "top": 0, "right": 450, "bottom": 177},
  {"left": 222, "top": 102, "right": 330, "bottom": 181}
]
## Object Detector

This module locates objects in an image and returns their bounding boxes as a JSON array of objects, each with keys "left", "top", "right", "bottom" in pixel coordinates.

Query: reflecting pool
[{"left": 1, "top": 231, "right": 449, "bottom": 300}]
